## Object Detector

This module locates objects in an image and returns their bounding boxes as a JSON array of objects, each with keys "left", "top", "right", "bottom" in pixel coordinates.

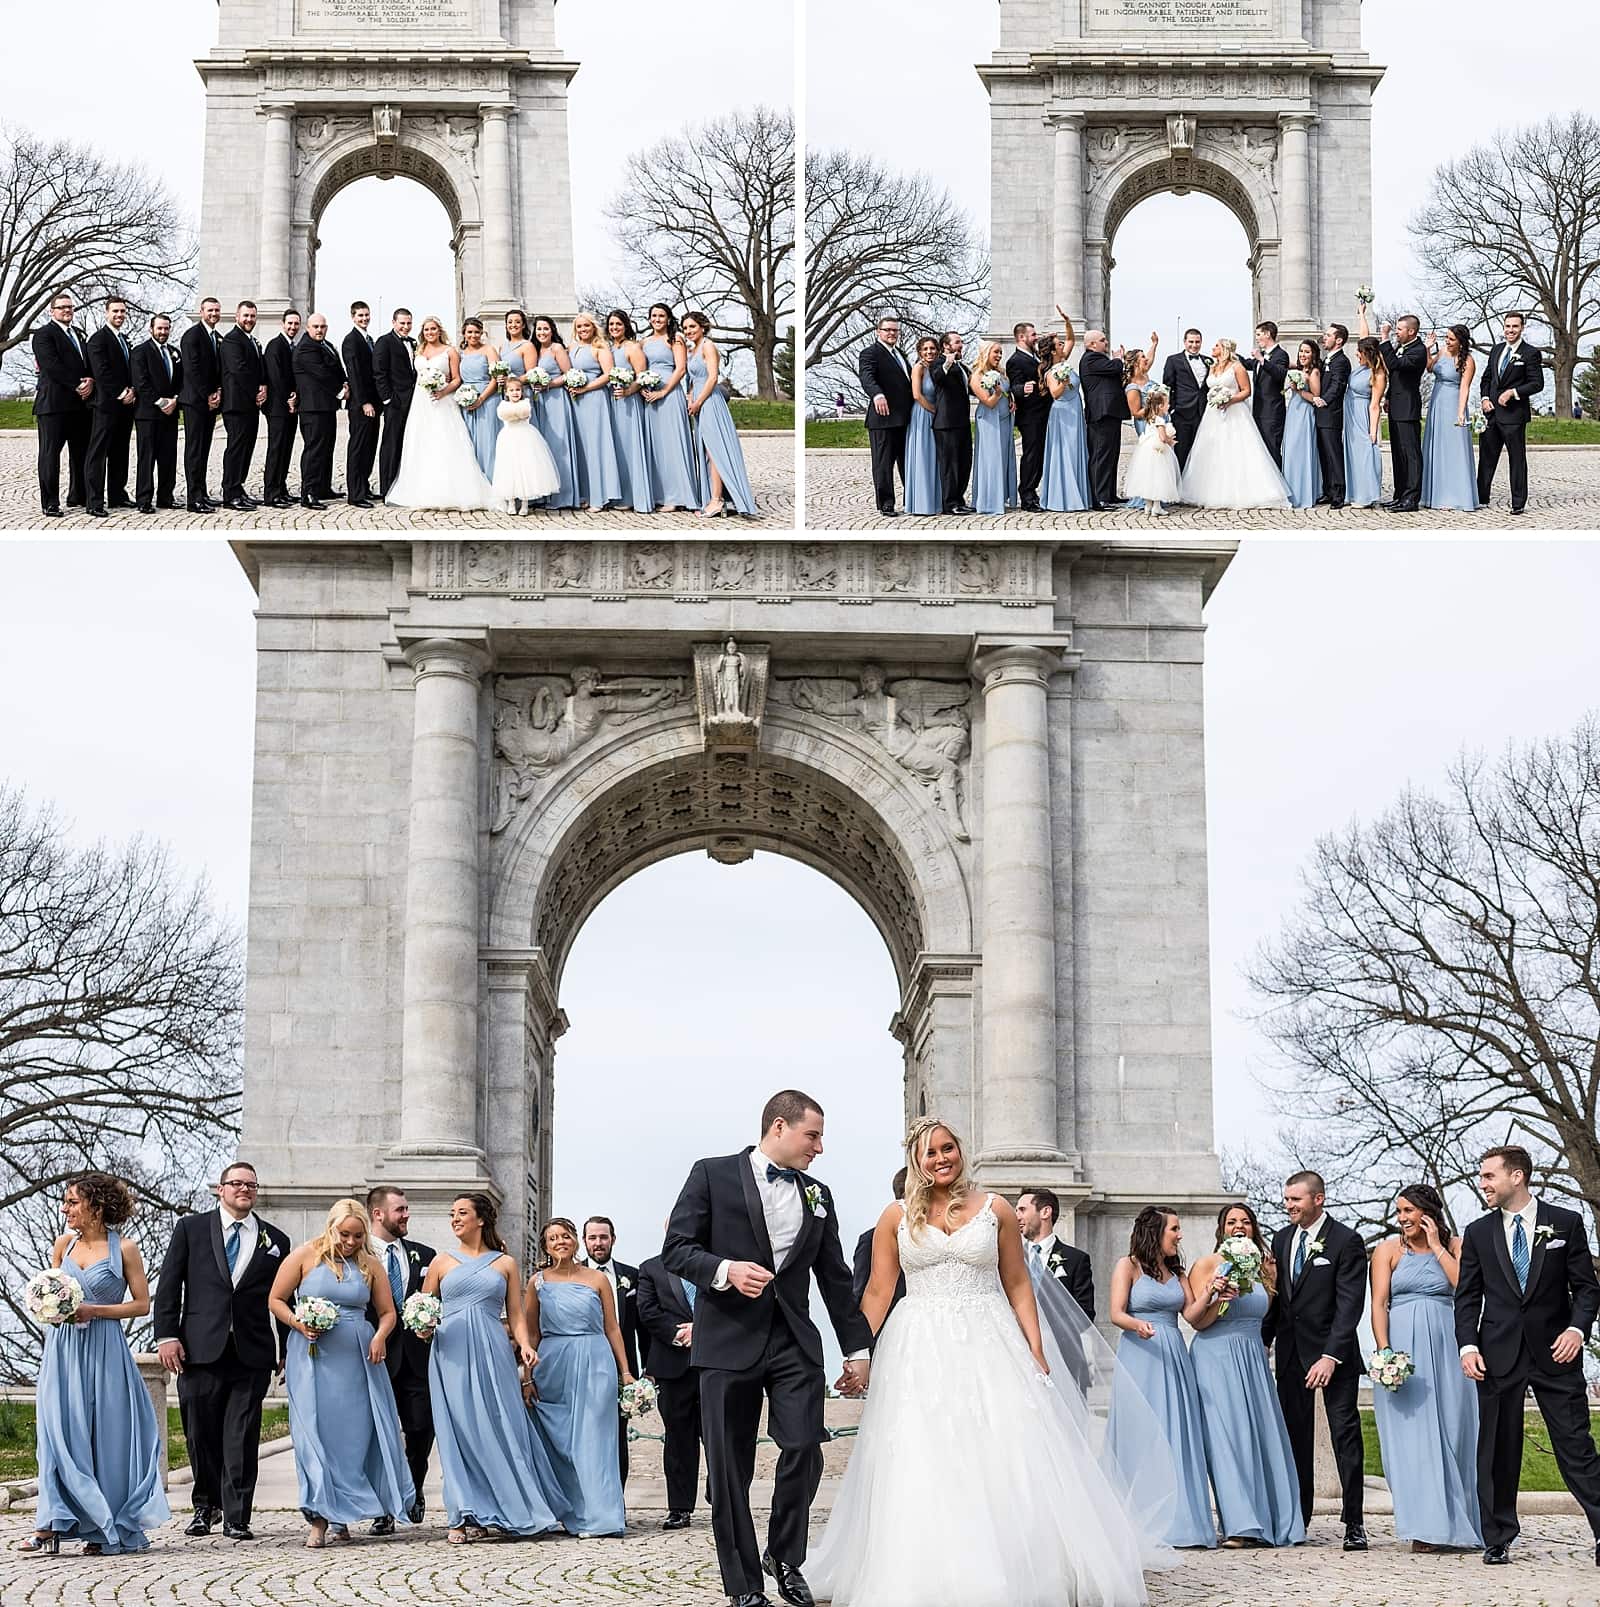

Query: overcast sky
[
  {"left": 806, "top": 0, "right": 1594, "bottom": 351},
  {"left": 2, "top": 537, "right": 1597, "bottom": 1361},
  {"left": 5, "top": 0, "right": 792, "bottom": 333}
]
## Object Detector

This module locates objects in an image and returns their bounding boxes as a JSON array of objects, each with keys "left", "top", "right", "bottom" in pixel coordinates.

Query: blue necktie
[
  {"left": 1292, "top": 1230, "right": 1307, "bottom": 1281},
  {"left": 681, "top": 1277, "right": 697, "bottom": 1313},
  {"left": 766, "top": 1163, "right": 799, "bottom": 1185},
  {"left": 161, "top": 344, "right": 172, "bottom": 383},
  {"left": 225, "top": 1221, "right": 242, "bottom": 1276},
  {"left": 387, "top": 1243, "right": 406, "bottom": 1311},
  {"left": 1511, "top": 1216, "right": 1529, "bottom": 1290}
]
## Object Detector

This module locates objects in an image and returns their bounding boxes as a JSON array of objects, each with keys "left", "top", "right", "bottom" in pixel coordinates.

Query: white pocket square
[
  {"left": 1312, "top": 1256, "right": 1331, "bottom": 1267},
  {"left": 1547, "top": 1238, "right": 1567, "bottom": 1249},
  {"left": 266, "top": 1244, "right": 282, "bottom": 1257}
]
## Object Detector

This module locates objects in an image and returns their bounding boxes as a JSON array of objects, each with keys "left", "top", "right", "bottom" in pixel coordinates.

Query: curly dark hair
[
  {"left": 1213, "top": 1200, "right": 1266, "bottom": 1252},
  {"left": 1129, "top": 1205, "right": 1182, "bottom": 1280},
  {"left": 67, "top": 1171, "right": 135, "bottom": 1228},
  {"left": 539, "top": 1217, "right": 581, "bottom": 1269},
  {"left": 452, "top": 1193, "right": 506, "bottom": 1253},
  {"left": 1397, "top": 1183, "right": 1452, "bottom": 1244}
]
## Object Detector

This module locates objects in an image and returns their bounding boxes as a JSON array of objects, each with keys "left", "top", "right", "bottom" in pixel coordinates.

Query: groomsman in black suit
[
  {"left": 341, "top": 300, "right": 380, "bottom": 508},
  {"left": 637, "top": 1239, "right": 703, "bottom": 1530},
  {"left": 291, "top": 313, "right": 347, "bottom": 509},
  {"left": 153, "top": 1161, "right": 290, "bottom": 1540},
  {"left": 373, "top": 307, "right": 416, "bottom": 500},
  {"left": 1079, "top": 330, "right": 1130, "bottom": 510},
  {"left": 1015, "top": 1187, "right": 1095, "bottom": 1320},
  {"left": 219, "top": 302, "right": 267, "bottom": 510},
  {"left": 1006, "top": 323, "right": 1049, "bottom": 511},
  {"left": 261, "top": 310, "right": 302, "bottom": 509},
  {"left": 858, "top": 315, "right": 913, "bottom": 516},
  {"left": 1454, "top": 1145, "right": 1600, "bottom": 1566},
  {"left": 1160, "top": 327, "right": 1211, "bottom": 471},
  {"left": 1477, "top": 311, "right": 1545, "bottom": 517},
  {"left": 1314, "top": 322, "right": 1350, "bottom": 508},
  {"left": 1379, "top": 315, "right": 1428, "bottom": 512},
  {"left": 366, "top": 1187, "right": 433, "bottom": 1529},
  {"left": 584, "top": 1216, "right": 643, "bottom": 1487},
  {"left": 179, "top": 297, "right": 225, "bottom": 513},
  {"left": 131, "top": 314, "right": 182, "bottom": 512},
  {"left": 931, "top": 332, "right": 974, "bottom": 516},
  {"left": 84, "top": 296, "right": 139, "bottom": 517},
  {"left": 31, "top": 289, "right": 95, "bottom": 517},
  {"left": 851, "top": 1168, "right": 907, "bottom": 1337},
  {"left": 1260, "top": 1169, "right": 1368, "bottom": 1550},
  {"left": 1241, "top": 320, "right": 1289, "bottom": 466}
]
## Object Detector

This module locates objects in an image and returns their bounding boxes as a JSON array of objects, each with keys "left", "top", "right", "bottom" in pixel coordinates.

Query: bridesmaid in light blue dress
[
  {"left": 904, "top": 335, "right": 941, "bottom": 516},
  {"left": 524, "top": 1220, "right": 631, "bottom": 1537},
  {"left": 531, "top": 317, "right": 580, "bottom": 510},
  {"left": 1123, "top": 346, "right": 1157, "bottom": 510},
  {"left": 424, "top": 1193, "right": 563, "bottom": 1542},
  {"left": 1108, "top": 1208, "right": 1216, "bottom": 1548},
  {"left": 969, "top": 342, "right": 1018, "bottom": 515},
  {"left": 1282, "top": 341, "right": 1325, "bottom": 509},
  {"left": 1370, "top": 1187, "right": 1482, "bottom": 1551},
  {"left": 269, "top": 1199, "right": 414, "bottom": 1546},
  {"left": 25, "top": 1175, "right": 169, "bottom": 1556},
  {"left": 458, "top": 318, "right": 502, "bottom": 479},
  {"left": 502, "top": 309, "right": 538, "bottom": 393},
  {"left": 1345, "top": 337, "right": 1386, "bottom": 507},
  {"left": 568, "top": 313, "right": 625, "bottom": 509},
  {"left": 1187, "top": 1205, "right": 1304, "bottom": 1547},
  {"left": 641, "top": 303, "right": 699, "bottom": 510},
  {"left": 1421, "top": 326, "right": 1480, "bottom": 512},
  {"left": 606, "top": 311, "right": 654, "bottom": 512},
  {"left": 682, "top": 312, "right": 757, "bottom": 517},
  {"left": 1040, "top": 329, "right": 1091, "bottom": 513}
]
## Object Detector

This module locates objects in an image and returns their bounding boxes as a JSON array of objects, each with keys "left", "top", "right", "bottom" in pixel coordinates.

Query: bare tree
[
  {"left": 1249, "top": 715, "right": 1600, "bottom": 1240},
  {"left": 603, "top": 107, "right": 792, "bottom": 399},
  {"left": 805, "top": 148, "right": 989, "bottom": 411},
  {"left": 1408, "top": 112, "right": 1600, "bottom": 417},
  {"left": 0, "top": 787, "right": 242, "bottom": 1380}
]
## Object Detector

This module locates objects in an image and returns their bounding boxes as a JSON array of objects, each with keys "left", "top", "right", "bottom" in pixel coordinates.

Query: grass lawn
[
  {"left": 729, "top": 399, "right": 792, "bottom": 430},
  {"left": 1362, "top": 1406, "right": 1600, "bottom": 1491},
  {"left": 0, "top": 399, "right": 36, "bottom": 429}
]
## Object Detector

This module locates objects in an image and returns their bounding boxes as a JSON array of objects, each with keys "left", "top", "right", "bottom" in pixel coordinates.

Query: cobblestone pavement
[
  {"left": 805, "top": 446, "right": 1600, "bottom": 531},
  {"left": 0, "top": 429, "right": 794, "bottom": 531}
]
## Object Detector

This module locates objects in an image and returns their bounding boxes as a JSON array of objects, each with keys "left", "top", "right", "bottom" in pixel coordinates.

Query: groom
[
  {"left": 1160, "top": 327, "right": 1210, "bottom": 470},
  {"left": 664, "top": 1090, "right": 872, "bottom": 1607},
  {"left": 1455, "top": 1145, "right": 1600, "bottom": 1566}
]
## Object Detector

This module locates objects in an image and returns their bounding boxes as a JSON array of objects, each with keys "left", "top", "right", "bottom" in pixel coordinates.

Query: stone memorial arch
[
  {"left": 196, "top": 0, "right": 578, "bottom": 328},
  {"left": 983, "top": 0, "right": 1384, "bottom": 347},
  {"left": 236, "top": 539, "right": 1234, "bottom": 1281}
]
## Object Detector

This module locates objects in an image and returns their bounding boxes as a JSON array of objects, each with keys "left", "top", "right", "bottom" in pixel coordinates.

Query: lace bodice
[
  {"left": 897, "top": 1196, "right": 1008, "bottom": 1311},
  {"left": 1206, "top": 370, "right": 1240, "bottom": 400}
]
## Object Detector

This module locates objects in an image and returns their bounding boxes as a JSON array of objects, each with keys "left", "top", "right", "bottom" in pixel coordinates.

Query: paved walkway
[{"left": 804, "top": 445, "right": 1600, "bottom": 530}]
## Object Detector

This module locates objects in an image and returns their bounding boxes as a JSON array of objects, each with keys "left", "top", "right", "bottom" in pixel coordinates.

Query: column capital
[
  {"left": 969, "top": 634, "right": 1079, "bottom": 689},
  {"left": 259, "top": 100, "right": 296, "bottom": 117},
  {"left": 400, "top": 634, "right": 492, "bottom": 679},
  {"left": 1278, "top": 111, "right": 1319, "bottom": 132},
  {"left": 480, "top": 101, "right": 518, "bottom": 122},
  {"left": 1044, "top": 109, "right": 1087, "bottom": 131}
]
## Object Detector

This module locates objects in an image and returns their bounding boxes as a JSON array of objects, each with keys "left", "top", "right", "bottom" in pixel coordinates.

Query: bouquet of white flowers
[
  {"left": 1213, "top": 1235, "right": 1265, "bottom": 1315},
  {"left": 25, "top": 1268, "right": 84, "bottom": 1327},
  {"left": 294, "top": 1295, "right": 340, "bottom": 1358},
  {"left": 639, "top": 370, "right": 668, "bottom": 394},
  {"left": 1356, "top": 285, "right": 1376, "bottom": 307},
  {"left": 419, "top": 367, "right": 448, "bottom": 396},
  {"left": 1049, "top": 361, "right": 1075, "bottom": 388},
  {"left": 1206, "top": 382, "right": 1231, "bottom": 411},
  {"left": 526, "top": 367, "right": 552, "bottom": 389},
  {"left": 606, "top": 365, "right": 636, "bottom": 392},
  {"left": 401, "top": 1292, "right": 443, "bottom": 1340},
  {"left": 487, "top": 361, "right": 511, "bottom": 380},
  {"left": 1285, "top": 370, "right": 1309, "bottom": 396},
  {"left": 619, "top": 1377, "right": 658, "bottom": 1420},
  {"left": 977, "top": 371, "right": 1002, "bottom": 396},
  {"left": 1367, "top": 1346, "right": 1415, "bottom": 1392},
  {"left": 1473, "top": 410, "right": 1489, "bottom": 435},
  {"left": 563, "top": 369, "right": 588, "bottom": 392},
  {"left": 455, "top": 384, "right": 481, "bottom": 410}
]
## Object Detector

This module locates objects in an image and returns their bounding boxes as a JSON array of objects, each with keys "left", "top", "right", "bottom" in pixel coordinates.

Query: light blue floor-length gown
[
  {"left": 688, "top": 352, "right": 757, "bottom": 515},
  {"left": 1040, "top": 373, "right": 1091, "bottom": 512},
  {"left": 1373, "top": 1250, "right": 1483, "bottom": 1548},
  {"left": 1190, "top": 1283, "right": 1305, "bottom": 1546},
  {"left": 608, "top": 345, "right": 655, "bottom": 512},
  {"left": 459, "top": 349, "right": 501, "bottom": 479},
  {"left": 1345, "top": 366, "right": 1384, "bottom": 507},
  {"left": 528, "top": 1279, "right": 625, "bottom": 1537},
  {"left": 1282, "top": 387, "right": 1323, "bottom": 508},
  {"left": 569, "top": 345, "right": 624, "bottom": 508},
  {"left": 1108, "top": 1272, "right": 1217, "bottom": 1548},
  {"left": 429, "top": 1251, "right": 564, "bottom": 1535},
  {"left": 1421, "top": 355, "right": 1479, "bottom": 511},
  {"left": 904, "top": 371, "right": 940, "bottom": 516},
  {"left": 285, "top": 1258, "right": 414, "bottom": 1526},
  {"left": 533, "top": 353, "right": 580, "bottom": 510},
  {"left": 971, "top": 376, "right": 1018, "bottom": 515},
  {"left": 641, "top": 335, "right": 699, "bottom": 509},
  {"left": 34, "top": 1232, "right": 170, "bottom": 1551}
]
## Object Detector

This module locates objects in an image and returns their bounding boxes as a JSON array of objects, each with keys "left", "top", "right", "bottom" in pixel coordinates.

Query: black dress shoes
[
  {"left": 222, "top": 1523, "right": 255, "bottom": 1541},
  {"left": 136, "top": 503, "right": 154, "bottom": 514},
  {"left": 157, "top": 499, "right": 179, "bottom": 510},
  {"left": 1510, "top": 505, "right": 1525, "bottom": 516},
  {"left": 186, "top": 500, "right": 210, "bottom": 514},
  {"left": 662, "top": 1510, "right": 692, "bottom": 1530},
  {"left": 1328, "top": 499, "right": 1345, "bottom": 510},
  {"left": 877, "top": 507, "right": 898, "bottom": 517},
  {"left": 301, "top": 496, "right": 328, "bottom": 510},
  {"left": 223, "top": 497, "right": 254, "bottom": 511},
  {"left": 183, "top": 1509, "right": 216, "bottom": 1537},
  {"left": 762, "top": 1550, "right": 815, "bottom": 1607},
  {"left": 267, "top": 495, "right": 295, "bottom": 509},
  {"left": 1343, "top": 1524, "right": 1368, "bottom": 1551},
  {"left": 731, "top": 1596, "right": 771, "bottom": 1607},
  {"left": 369, "top": 1515, "right": 396, "bottom": 1536},
  {"left": 407, "top": 1495, "right": 425, "bottom": 1525},
  {"left": 86, "top": 504, "right": 108, "bottom": 519},
  {"left": 1483, "top": 1543, "right": 1511, "bottom": 1564},
  {"left": 43, "top": 507, "right": 63, "bottom": 518},
  {"left": 348, "top": 497, "right": 375, "bottom": 510}
]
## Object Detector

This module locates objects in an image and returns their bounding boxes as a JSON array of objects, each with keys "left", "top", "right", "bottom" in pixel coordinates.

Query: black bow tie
[{"left": 766, "top": 1164, "right": 800, "bottom": 1185}]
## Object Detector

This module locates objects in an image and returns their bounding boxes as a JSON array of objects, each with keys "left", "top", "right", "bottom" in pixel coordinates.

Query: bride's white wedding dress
[
  {"left": 1179, "top": 368, "right": 1292, "bottom": 509},
  {"left": 385, "top": 352, "right": 496, "bottom": 510},
  {"left": 809, "top": 1197, "right": 1173, "bottom": 1607}
]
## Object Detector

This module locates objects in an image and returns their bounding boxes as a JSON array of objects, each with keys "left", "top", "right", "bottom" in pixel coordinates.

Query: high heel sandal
[
  {"left": 12, "top": 1532, "right": 60, "bottom": 1555},
  {"left": 697, "top": 500, "right": 726, "bottom": 519},
  {"left": 81, "top": 1544, "right": 103, "bottom": 1557}
]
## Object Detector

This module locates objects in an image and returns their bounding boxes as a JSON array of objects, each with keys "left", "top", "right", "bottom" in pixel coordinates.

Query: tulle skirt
[
  {"left": 1179, "top": 399, "right": 1292, "bottom": 510},
  {"left": 386, "top": 383, "right": 497, "bottom": 510}
]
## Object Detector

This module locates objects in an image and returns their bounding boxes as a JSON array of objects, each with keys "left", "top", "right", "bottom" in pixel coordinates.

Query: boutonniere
[
  {"left": 408, "top": 1250, "right": 420, "bottom": 1265},
  {"left": 617, "top": 1274, "right": 633, "bottom": 1292},
  {"left": 803, "top": 1183, "right": 828, "bottom": 1220},
  {"left": 1305, "top": 1239, "right": 1325, "bottom": 1257},
  {"left": 1534, "top": 1224, "right": 1557, "bottom": 1243}
]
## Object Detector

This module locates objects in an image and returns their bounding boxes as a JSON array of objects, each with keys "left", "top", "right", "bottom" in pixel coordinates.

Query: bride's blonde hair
[
  {"left": 901, "top": 1116, "right": 971, "bottom": 1243},
  {"left": 1215, "top": 337, "right": 1238, "bottom": 364},
  {"left": 311, "top": 1197, "right": 377, "bottom": 1281},
  {"left": 418, "top": 315, "right": 447, "bottom": 348}
]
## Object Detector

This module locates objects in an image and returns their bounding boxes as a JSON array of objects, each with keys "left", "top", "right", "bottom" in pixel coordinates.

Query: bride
[
  {"left": 809, "top": 1118, "right": 1177, "bottom": 1607},
  {"left": 385, "top": 314, "right": 496, "bottom": 511},
  {"left": 1179, "top": 337, "right": 1292, "bottom": 510}
]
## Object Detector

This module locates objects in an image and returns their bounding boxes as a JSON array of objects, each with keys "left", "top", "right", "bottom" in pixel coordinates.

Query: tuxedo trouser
[
  {"left": 1477, "top": 1357, "right": 1600, "bottom": 1546},
  {"left": 86, "top": 406, "right": 135, "bottom": 507},
  {"left": 1258, "top": 413, "right": 1285, "bottom": 469},
  {"left": 1173, "top": 408, "right": 1202, "bottom": 471},
  {"left": 867, "top": 424, "right": 905, "bottom": 511},
  {"left": 934, "top": 425, "right": 971, "bottom": 512},
  {"left": 378, "top": 403, "right": 410, "bottom": 498},
  {"left": 699, "top": 1318, "right": 824, "bottom": 1596},
  {"left": 176, "top": 1337, "right": 272, "bottom": 1526},
  {"left": 1016, "top": 407, "right": 1047, "bottom": 501},
  {"left": 221, "top": 410, "right": 260, "bottom": 502},
  {"left": 136, "top": 415, "right": 179, "bottom": 506},
  {"left": 182, "top": 405, "right": 218, "bottom": 502},
  {"left": 347, "top": 405, "right": 380, "bottom": 499},
  {"left": 658, "top": 1371, "right": 703, "bottom": 1512},
  {"left": 1390, "top": 418, "right": 1423, "bottom": 504},
  {"left": 1476, "top": 415, "right": 1529, "bottom": 510},
  {"left": 299, "top": 412, "right": 336, "bottom": 499},
  {"left": 1278, "top": 1353, "right": 1364, "bottom": 1525},
  {"left": 1316, "top": 418, "right": 1347, "bottom": 500},
  {"left": 37, "top": 412, "right": 89, "bottom": 511},
  {"left": 1086, "top": 418, "right": 1121, "bottom": 507},
  {"left": 390, "top": 1359, "right": 435, "bottom": 1505},
  {"left": 263, "top": 414, "right": 297, "bottom": 502}
]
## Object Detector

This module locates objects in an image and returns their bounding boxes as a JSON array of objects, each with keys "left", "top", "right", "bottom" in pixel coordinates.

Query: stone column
[
  {"left": 1279, "top": 113, "right": 1316, "bottom": 327},
  {"left": 1048, "top": 112, "right": 1087, "bottom": 327},
  {"left": 479, "top": 104, "right": 517, "bottom": 310},
  {"left": 257, "top": 103, "right": 295, "bottom": 321},
  {"left": 399, "top": 637, "right": 490, "bottom": 1156}
]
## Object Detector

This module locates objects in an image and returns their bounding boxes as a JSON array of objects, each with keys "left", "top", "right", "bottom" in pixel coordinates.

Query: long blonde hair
[
  {"left": 571, "top": 311, "right": 607, "bottom": 354},
  {"left": 1214, "top": 337, "right": 1239, "bottom": 366},
  {"left": 901, "top": 1116, "right": 972, "bottom": 1243},
  {"left": 973, "top": 340, "right": 1004, "bottom": 378},
  {"left": 312, "top": 1197, "right": 377, "bottom": 1281}
]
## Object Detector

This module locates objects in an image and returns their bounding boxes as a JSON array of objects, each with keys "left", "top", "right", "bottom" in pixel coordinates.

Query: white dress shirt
[
  {"left": 1290, "top": 1213, "right": 1327, "bottom": 1276},
  {"left": 373, "top": 1232, "right": 407, "bottom": 1295},
  {"left": 1187, "top": 354, "right": 1208, "bottom": 384},
  {"left": 1460, "top": 1196, "right": 1582, "bottom": 1355},
  {"left": 221, "top": 1206, "right": 259, "bottom": 1287}
]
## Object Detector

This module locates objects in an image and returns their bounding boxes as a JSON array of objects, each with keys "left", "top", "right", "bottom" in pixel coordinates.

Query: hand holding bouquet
[
  {"left": 606, "top": 364, "right": 636, "bottom": 392},
  {"left": 639, "top": 370, "right": 667, "bottom": 394},
  {"left": 455, "top": 384, "right": 481, "bottom": 410},
  {"left": 401, "top": 1292, "right": 443, "bottom": 1341},
  {"left": 1213, "top": 1235, "right": 1265, "bottom": 1315},
  {"left": 1368, "top": 1346, "right": 1415, "bottom": 1392},
  {"left": 487, "top": 361, "right": 511, "bottom": 380},
  {"left": 294, "top": 1295, "right": 340, "bottom": 1357},
  {"left": 563, "top": 369, "right": 588, "bottom": 392},
  {"left": 619, "top": 1377, "right": 658, "bottom": 1419},
  {"left": 25, "top": 1269, "right": 84, "bottom": 1327}
]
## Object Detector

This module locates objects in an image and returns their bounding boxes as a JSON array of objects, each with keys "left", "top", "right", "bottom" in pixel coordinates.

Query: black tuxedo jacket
[
  {"left": 1006, "top": 347, "right": 1050, "bottom": 424},
  {"left": 373, "top": 331, "right": 416, "bottom": 412},
  {"left": 342, "top": 329, "right": 380, "bottom": 411},
  {"left": 262, "top": 334, "right": 297, "bottom": 418},
  {"left": 1161, "top": 351, "right": 1211, "bottom": 421},
  {"left": 858, "top": 341, "right": 913, "bottom": 429},
  {"left": 930, "top": 358, "right": 972, "bottom": 431},
  {"left": 179, "top": 324, "right": 223, "bottom": 406},
  {"left": 1261, "top": 1216, "right": 1366, "bottom": 1376},
  {"left": 152, "top": 1210, "right": 291, "bottom": 1370},
  {"left": 586, "top": 1258, "right": 642, "bottom": 1376},
  {"left": 1319, "top": 350, "right": 1351, "bottom": 427},
  {"left": 292, "top": 337, "right": 348, "bottom": 414},
  {"left": 850, "top": 1224, "right": 907, "bottom": 1319},
  {"left": 132, "top": 340, "right": 183, "bottom": 421},
  {"left": 1079, "top": 349, "right": 1131, "bottom": 424},
  {"left": 637, "top": 1254, "right": 697, "bottom": 1380},
  {"left": 1454, "top": 1201, "right": 1599, "bottom": 1378},
  {"left": 220, "top": 326, "right": 266, "bottom": 414},
  {"left": 364, "top": 1236, "right": 436, "bottom": 1384},
  {"left": 663, "top": 1148, "right": 871, "bottom": 1373},
  {"left": 1242, "top": 345, "right": 1289, "bottom": 435},
  {"left": 1481, "top": 341, "right": 1545, "bottom": 426},
  {"left": 31, "top": 322, "right": 93, "bottom": 415},
  {"left": 1379, "top": 337, "right": 1427, "bottom": 422},
  {"left": 86, "top": 326, "right": 136, "bottom": 414},
  {"left": 1035, "top": 1234, "right": 1095, "bottom": 1323}
]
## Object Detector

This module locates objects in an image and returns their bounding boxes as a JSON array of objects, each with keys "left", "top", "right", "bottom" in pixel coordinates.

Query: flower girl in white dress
[
  {"left": 490, "top": 375, "right": 561, "bottom": 514},
  {"left": 1123, "top": 385, "right": 1182, "bottom": 516}
]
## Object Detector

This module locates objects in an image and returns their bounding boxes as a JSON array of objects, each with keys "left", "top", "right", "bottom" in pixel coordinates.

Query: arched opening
[{"left": 311, "top": 174, "right": 459, "bottom": 332}]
